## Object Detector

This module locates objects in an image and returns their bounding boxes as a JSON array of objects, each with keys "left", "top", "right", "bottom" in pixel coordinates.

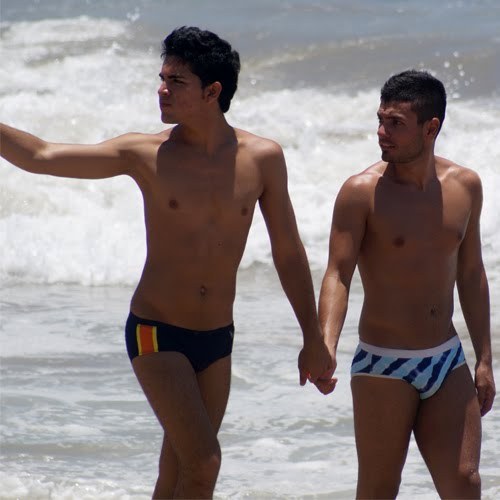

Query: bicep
[
  {"left": 325, "top": 181, "right": 368, "bottom": 286},
  {"left": 258, "top": 146, "right": 300, "bottom": 247},
  {"left": 457, "top": 179, "right": 484, "bottom": 283},
  {"left": 35, "top": 135, "right": 137, "bottom": 179}
]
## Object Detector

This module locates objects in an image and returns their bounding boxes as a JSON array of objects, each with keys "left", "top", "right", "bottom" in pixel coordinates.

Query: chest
[
  {"left": 366, "top": 182, "right": 471, "bottom": 253},
  {"left": 143, "top": 150, "right": 263, "bottom": 221}
]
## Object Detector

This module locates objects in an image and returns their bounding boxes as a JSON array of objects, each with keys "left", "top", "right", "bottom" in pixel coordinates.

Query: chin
[
  {"left": 161, "top": 114, "right": 176, "bottom": 124},
  {"left": 381, "top": 151, "right": 393, "bottom": 162}
]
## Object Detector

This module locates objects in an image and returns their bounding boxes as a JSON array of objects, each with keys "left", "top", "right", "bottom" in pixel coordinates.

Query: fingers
[
  {"left": 314, "top": 377, "right": 338, "bottom": 395},
  {"left": 477, "top": 384, "right": 496, "bottom": 416},
  {"left": 299, "top": 368, "right": 309, "bottom": 386}
]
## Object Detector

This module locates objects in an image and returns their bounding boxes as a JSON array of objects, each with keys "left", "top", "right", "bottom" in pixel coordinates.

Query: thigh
[
  {"left": 196, "top": 354, "right": 232, "bottom": 433},
  {"left": 132, "top": 352, "right": 220, "bottom": 465},
  {"left": 414, "top": 364, "right": 481, "bottom": 497},
  {"left": 351, "top": 376, "right": 420, "bottom": 495}
]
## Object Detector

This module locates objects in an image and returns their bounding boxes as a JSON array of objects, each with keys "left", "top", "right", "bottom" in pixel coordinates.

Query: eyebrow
[
  {"left": 377, "top": 111, "right": 406, "bottom": 119},
  {"left": 159, "top": 72, "right": 187, "bottom": 80}
]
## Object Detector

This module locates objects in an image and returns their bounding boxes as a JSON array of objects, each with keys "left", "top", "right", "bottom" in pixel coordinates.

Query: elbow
[
  {"left": 272, "top": 243, "right": 307, "bottom": 273},
  {"left": 30, "top": 144, "right": 52, "bottom": 173},
  {"left": 457, "top": 264, "right": 489, "bottom": 302}
]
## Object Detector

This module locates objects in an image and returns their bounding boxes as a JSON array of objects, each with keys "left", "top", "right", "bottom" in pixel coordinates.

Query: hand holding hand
[{"left": 298, "top": 338, "right": 338, "bottom": 395}]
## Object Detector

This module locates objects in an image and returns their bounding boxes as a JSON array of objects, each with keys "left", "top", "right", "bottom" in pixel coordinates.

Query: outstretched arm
[
  {"left": 0, "top": 123, "right": 146, "bottom": 179},
  {"left": 456, "top": 171, "right": 495, "bottom": 416},
  {"left": 258, "top": 141, "right": 335, "bottom": 394},
  {"left": 318, "top": 175, "right": 368, "bottom": 389}
]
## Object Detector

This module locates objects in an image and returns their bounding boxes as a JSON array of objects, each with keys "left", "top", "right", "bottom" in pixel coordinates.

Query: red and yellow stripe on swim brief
[{"left": 136, "top": 324, "right": 159, "bottom": 356}]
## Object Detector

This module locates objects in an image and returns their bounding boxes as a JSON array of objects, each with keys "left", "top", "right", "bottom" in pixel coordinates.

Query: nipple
[
  {"left": 169, "top": 199, "right": 179, "bottom": 209},
  {"left": 393, "top": 236, "right": 405, "bottom": 247}
]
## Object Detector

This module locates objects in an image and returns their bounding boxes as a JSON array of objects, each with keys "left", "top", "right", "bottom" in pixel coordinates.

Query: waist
[
  {"left": 131, "top": 285, "right": 235, "bottom": 330},
  {"left": 358, "top": 335, "right": 461, "bottom": 358},
  {"left": 127, "top": 311, "right": 234, "bottom": 334}
]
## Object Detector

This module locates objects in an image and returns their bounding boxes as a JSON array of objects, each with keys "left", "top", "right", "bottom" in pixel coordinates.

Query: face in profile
[
  {"left": 157, "top": 56, "right": 205, "bottom": 124},
  {"left": 377, "top": 101, "right": 427, "bottom": 164}
]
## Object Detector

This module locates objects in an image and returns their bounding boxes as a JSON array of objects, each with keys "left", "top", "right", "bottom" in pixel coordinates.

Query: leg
[
  {"left": 152, "top": 355, "right": 232, "bottom": 498},
  {"left": 151, "top": 354, "right": 232, "bottom": 499},
  {"left": 351, "top": 376, "right": 420, "bottom": 499},
  {"left": 132, "top": 352, "right": 231, "bottom": 499},
  {"left": 414, "top": 364, "right": 482, "bottom": 499}
]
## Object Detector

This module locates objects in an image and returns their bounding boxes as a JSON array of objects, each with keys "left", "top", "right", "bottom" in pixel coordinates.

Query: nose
[
  {"left": 158, "top": 81, "right": 170, "bottom": 95},
  {"left": 377, "top": 122, "right": 388, "bottom": 138}
]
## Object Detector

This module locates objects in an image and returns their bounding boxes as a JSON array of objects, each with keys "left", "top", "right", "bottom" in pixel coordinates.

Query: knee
[
  {"left": 356, "top": 470, "right": 401, "bottom": 499},
  {"left": 180, "top": 443, "right": 222, "bottom": 494},
  {"left": 357, "top": 482, "right": 400, "bottom": 500},
  {"left": 194, "top": 447, "right": 222, "bottom": 482},
  {"left": 437, "top": 466, "right": 481, "bottom": 499},
  {"left": 457, "top": 466, "right": 481, "bottom": 494},
  {"left": 357, "top": 470, "right": 401, "bottom": 499}
]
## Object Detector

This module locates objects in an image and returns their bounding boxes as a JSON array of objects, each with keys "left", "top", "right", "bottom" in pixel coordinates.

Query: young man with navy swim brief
[
  {"left": 0, "top": 27, "right": 334, "bottom": 499},
  {"left": 317, "top": 70, "right": 495, "bottom": 498}
]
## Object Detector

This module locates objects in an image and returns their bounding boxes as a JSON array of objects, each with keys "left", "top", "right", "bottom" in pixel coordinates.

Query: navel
[
  {"left": 169, "top": 199, "right": 179, "bottom": 209},
  {"left": 393, "top": 236, "right": 405, "bottom": 247},
  {"left": 430, "top": 305, "right": 438, "bottom": 317},
  {"left": 200, "top": 285, "right": 207, "bottom": 297}
]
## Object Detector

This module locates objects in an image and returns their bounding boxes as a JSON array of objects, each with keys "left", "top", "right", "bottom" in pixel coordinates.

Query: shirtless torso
[
  {"left": 128, "top": 127, "right": 269, "bottom": 329},
  {"left": 355, "top": 157, "right": 475, "bottom": 349}
]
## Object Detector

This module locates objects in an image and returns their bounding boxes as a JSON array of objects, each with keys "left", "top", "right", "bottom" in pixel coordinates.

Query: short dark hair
[
  {"left": 161, "top": 26, "right": 240, "bottom": 113},
  {"left": 381, "top": 70, "right": 447, "bottom": 133}
]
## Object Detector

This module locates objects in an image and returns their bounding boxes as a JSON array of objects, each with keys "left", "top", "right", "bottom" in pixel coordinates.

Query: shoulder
[
  {"left": 114, "top": 130, "right": 169, "bottom": 151},
  {"left": 115, "top": 130, "right": 171, "bottom": 172},
  {"left": 96, "top": 130, "right": 169, "bottom": 164},
  {"left": 337, "top": 162, "right": 384, "bottom": 201},
  {"left": 329, "top": 163, "right": 384, "bottom": 224},
  {"left": 235, "top": 128, "right": 284, "bottom": 162},
  {"left": 438, "top": 157, "right": 483, "bottom": 196}
]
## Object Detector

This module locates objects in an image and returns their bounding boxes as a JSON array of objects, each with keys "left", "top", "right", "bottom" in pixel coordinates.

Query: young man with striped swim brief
[{"left": 317, "top": 70, "right": 495, "bottom": 499}]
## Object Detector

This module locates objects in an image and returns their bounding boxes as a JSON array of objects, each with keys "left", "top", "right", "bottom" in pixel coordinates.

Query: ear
[
  {"left": 204, "top": 81, "right": 222, "bottom": 104},
  {"left": 425, "top": 117, "right": 440, "bottom": 140}
]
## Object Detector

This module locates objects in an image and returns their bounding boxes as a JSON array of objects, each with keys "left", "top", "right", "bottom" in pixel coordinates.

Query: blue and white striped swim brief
[{"left": 351, "top": 335, "right": 466, "bottom": 399}]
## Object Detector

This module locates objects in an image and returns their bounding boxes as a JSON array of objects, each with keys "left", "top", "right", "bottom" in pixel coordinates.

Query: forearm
[
  {"left": 318, "top": 272, "right": 349, "bottom": 353},
  {"left": 458, "top": 266, "right": 492, "bottom": 364},
  {"left": 0, "top": 123, "right": 49, "bottom": 173},
  {"left": 273, "top": 246, "right": 321, "bottom": 342}
]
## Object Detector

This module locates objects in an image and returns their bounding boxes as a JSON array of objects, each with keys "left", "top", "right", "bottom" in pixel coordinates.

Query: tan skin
[
  {"left": 0, "top": 56, "right": 334, "bottom": 498},
  {"left": 318, "top": 101, "right": 495, "bottom": 498}
]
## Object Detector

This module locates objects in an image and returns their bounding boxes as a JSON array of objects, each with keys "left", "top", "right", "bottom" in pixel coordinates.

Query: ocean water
[{"left": 1, "top": 1, "right": 499, "bottom": 498}]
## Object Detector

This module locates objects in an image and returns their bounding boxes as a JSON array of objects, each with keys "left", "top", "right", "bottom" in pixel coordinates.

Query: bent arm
[
  {"left": 258, "top": 143, "right": 334, "bottom": 389},
  {"left": 318, "top": 176, "right": 368, "bottom": 357},
  {"left": 456, "top": 174, "right": 495, "bottom": 415},
  {"left": 0, "top": 123, "right": 140, "bottom": 179}
]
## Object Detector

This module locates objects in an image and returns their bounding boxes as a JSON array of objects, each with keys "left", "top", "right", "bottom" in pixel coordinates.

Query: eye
[{"left": 159, "top": 74, "right": 165, "bottom": 82}]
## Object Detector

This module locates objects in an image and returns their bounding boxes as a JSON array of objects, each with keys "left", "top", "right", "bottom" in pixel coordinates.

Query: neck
[
  {"left": 388, "top": 150, "right": 437, "bottom": 191},
  {"left": 171, "top": 112, "right": 234, "bottom": 154}
]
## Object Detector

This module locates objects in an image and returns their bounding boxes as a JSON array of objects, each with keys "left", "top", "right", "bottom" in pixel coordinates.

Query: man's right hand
[{"left": 298, "top": 340, "right": 338, "bottom": 395}]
